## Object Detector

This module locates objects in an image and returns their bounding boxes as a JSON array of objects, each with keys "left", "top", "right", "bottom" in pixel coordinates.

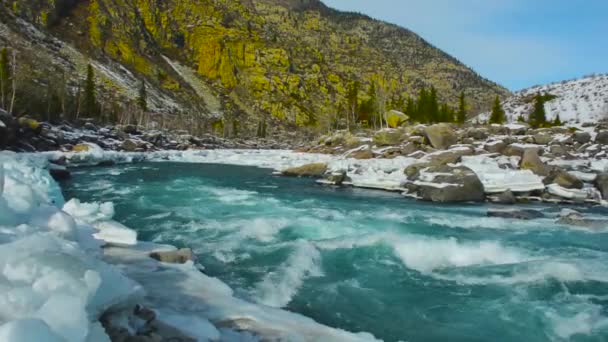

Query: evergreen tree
[
  {"left": 405, "top": 97, "right": 416, "bottom": 121},
  {"left": 346, "top": 81, "right": 359, "bottom": 130},
  {"left": 530, "top": 93, "right": 547, "bottom": 128},
  {"left": 416, "top": 87, "right": 428, "bottom": 123},
  {"left": 84, "top": 64, "right": 98, "bottom": 118},
  {"left": 0, "top": 47, "right": 10, "bottom": 110},
  {"left": 489, "top": 96, "right": 506, "bottom": 124},
  {"left": 428, "top": 86, "right": 439, "bottom": 123},
  {"left": 456, "top": 91, "right": 467, "bottom": 124},
  {"left": 439, "top": 104, "right": 453, "bottom": 123},
  {"left": 553, "top": 114, "right": 562, "bottom": 126},
  {"left": 137, "top": 80, "right": 147, "bottom": 112}
]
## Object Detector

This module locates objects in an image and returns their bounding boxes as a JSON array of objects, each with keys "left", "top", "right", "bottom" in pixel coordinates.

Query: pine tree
[
  {"left": 405, "top": 97, "right": 416, "bottom": 121},
  {"left": 530, "top": 93, "right": 547, "bottom": 128},
  {"left": 84, "top": 64, "right": 97, "bottom": 119},
  {"left": 0, "top": 47, "right": 10, "bottom": 110},
  {"left": 489, "top": 96, "right": 506, "bottom": 124},
  {"left": 439, "top": 104, "right": 453, "bottom": 123},
  {"left": 416, "top": 87, "right": 428, "bottom": 123},
  {"left": 553, "top": 114, "right": 562, "bottom": 126},
  {"left": 456, "top": 91, "right": 467, "bottom": 124},
  {"left": 137, "top": 80, "right": 147, "bottom": 112},
  {"left": 429, "top": 86, "right": 439, "bottom": 123}
]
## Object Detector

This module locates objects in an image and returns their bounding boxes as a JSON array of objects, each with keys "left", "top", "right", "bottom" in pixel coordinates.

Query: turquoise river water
[{"left": 61, "top": 162, "right": 608, "bottom": 342}]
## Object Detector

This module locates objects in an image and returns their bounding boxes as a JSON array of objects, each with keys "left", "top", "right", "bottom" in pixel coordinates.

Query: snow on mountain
[{"left": 477, "top": 74, "right": 608, "bottom": 125}]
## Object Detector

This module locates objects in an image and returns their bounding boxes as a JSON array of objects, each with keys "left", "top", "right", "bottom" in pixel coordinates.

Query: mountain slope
[
  {"left": 477, "top": 74, "right": 608, "bottom": 125},
  {"left": 0, "top": 0, "right": 509, "bottom": 135}
]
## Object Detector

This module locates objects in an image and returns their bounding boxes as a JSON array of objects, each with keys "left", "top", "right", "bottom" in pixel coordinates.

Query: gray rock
[
  {"left": 573, "top": 132, "right": 591, "bottom": 144},
  {"left": 404, "top": 162, "right": 431, "bottom": 180},
  {"left": 492, "top": 190, "right": 516, "bottom": 204},
  {"left": 325, "top": 171, "right": 351, "bottom": 186},
  {"left": 282, "top": 163, "right": 328, "bottom": 178},
  {"left": 121, "top": 139, "right": 139, "bottom": 152},
  {"left": 557, "top": 211, "right": 608, "bottom": 230},
  {"left": 596, "top": 131, "right": 608, "bottom": 145},
  {"left": 415, "top": 165, "right": 485, "bottom": 203},
  {"left": 595, "top": 173, "right": 608, "bottom": 199},
  {"left": 520, "top": 148, "right": 549, "bottom": 176},
  {"left": 553, "top": 171, "right": 583, "bottom": 189},
  {"left": 150, "top": 248, "right": 195, "bottom": 264},
  {"left": 487, "top": 208, "right": 545, "bottom": 220},
  {"left": 466, "top": 128, "right": 489, "bottom": 140},
  {"left": 484, "top": 141, "right": 507, "bottom": 154},
  {"left": 427, "top": 148, "right": 473, "bottom": 166},
  {"left": 533, "top": 133, "right": 552, "bottom": 145},
  {"left": 424, "top": 124, "right": 457, "bottom": 150}
]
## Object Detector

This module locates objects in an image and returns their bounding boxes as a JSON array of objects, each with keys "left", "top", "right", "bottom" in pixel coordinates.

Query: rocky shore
[{"left": 291, "top": 122, "right": 608, "bottom": 206}]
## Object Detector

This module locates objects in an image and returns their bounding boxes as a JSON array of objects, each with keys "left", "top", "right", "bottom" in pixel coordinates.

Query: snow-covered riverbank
[{"left": 0, "top": 151, "right": 379, "bottom": 341}]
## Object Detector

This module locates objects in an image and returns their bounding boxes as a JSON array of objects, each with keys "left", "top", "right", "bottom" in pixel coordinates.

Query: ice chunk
[
  {"left": 0, "top": 319, "right": 65, "bottom": 342},
  {"left": 156, "top": 309, "right": 221, "bottom": 341},
  {"left": 93, "top": 221, "right": 138, "bottom": 246},
  {"left": 63, "top": 199, "right": 115, "bottom": 224}
]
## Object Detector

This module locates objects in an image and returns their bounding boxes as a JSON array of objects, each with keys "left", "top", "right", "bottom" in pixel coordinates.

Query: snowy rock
[
  {"left": 491, "top": 190, "right": 516, "bottom": 204},
  {"left": 484, "top": 140, "right": 507, "bottom": 154},
  {"left": 121, "top": 139, "right": 138, "bottom": 152},
  {"left": 549, "top": 170, "right": 584, "bottom": 189},
  {"left": 411, "top": 165, "right": 485, "bottom": 203},
  {"left": 423, "top": 124, "right": 457, "bottom": 150},
  {"left": 573, "top": 132, "right": 591, "bottom": 144},
  {"left": 596, "top": 131, "right": 608, "bottom": 145},
  {"left": 281, "top": 163, "right": 328, "bottom": 178},
  {"left": 150, "top": 248, "right": 195, "bottom": 264},
  {"left": 595, "top": 173, "right": 608, "bottom": 199},
  {"left": 520, "top": 148, "right": 550, "bottom": 176},
  {"left": 546, "top": 184, "right": 589, "bottom": 200}
]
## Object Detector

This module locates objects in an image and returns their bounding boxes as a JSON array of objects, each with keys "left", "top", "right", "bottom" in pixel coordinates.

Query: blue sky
[{"left": 322, "top": 0, "right": 608, "bottom": 91}]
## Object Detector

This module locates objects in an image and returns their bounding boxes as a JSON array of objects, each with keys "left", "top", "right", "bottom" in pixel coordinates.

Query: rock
[
  {"left": 573, "top": 132, "right": 591, "bottom": 144},
  {"left": 557, "top": 211, "right": 608, "bottom": 230},
  {"left": 123, "top": 124, "right": 140, "bottom": 135},
  {"left": 408, "top": 135, "right": 425, "bottom": 144},
  {"left": 533, "top": 133, "right": 552, "bottom": 145},
  {"left": 72, "top": 144, "right": 91, "bottom": 152},
  {"left": 492, "top": 190, "right": 516, "bottom": 204},
  {"left": 466, "top": 128, "right": 489, "bottom": 140},
  {"left": 414, "top": 165, "right": 485, "bottom": 203},
  {"left": 549, "top": 144, "right": 568, "bottom": 156},
  {"left": 404, "top": 162, "right": 430, "bottom": 180},
  {"left": 520, "top": 148, "right": 549, "bottom": 176},
  {"left": 134, "top": 305, "right": 156, "bottom": 323},
  {"left": 324, "top": 170, "right": 350, "bottom": 185},
  {"left": 487, "top": 208, "right": 545, "bottom": 220},
  {"left": 121, "top": 139, "right": 138, "bottom": 152},
  {"left": 427, "top": 148, "right": 473, "bottom": 166},
  {"left": 150, "top": 248, "right": 195, "bottom": 264},
  {"left": 424, "top": 124, "right": 457, "bottom": 150},
  {"left": 553, "top": 171, "right": 583, "bottom": 189},
  {"left": 384, "top": 110, "right": 409, "bottom": 128},
  {"left": 282, "top": 163, "right": 328, "bottom": 177},
  {"left": 484, "top": 141, "right": 507, "bottom": 154},
  {"left": 596, "top": 131, "right": 608, "bottom": 145},
  {"left": 373, "top": 129, "right": 405, "bottom": 146},
  {"left": 595, "top": 173, "right": 608, "bottom": 199},
  {"left": 349, "top": 149, "right": 374, "bottom": 160}
]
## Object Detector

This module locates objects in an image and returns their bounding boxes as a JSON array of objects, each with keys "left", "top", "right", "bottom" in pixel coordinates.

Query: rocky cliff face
[{"left": 0, "top": 0, "right": 509, "bottom": 135}]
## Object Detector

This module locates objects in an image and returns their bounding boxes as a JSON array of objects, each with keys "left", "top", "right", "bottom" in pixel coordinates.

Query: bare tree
[{"left": 8, "top": 50, "right": 17, "bottom": 115}]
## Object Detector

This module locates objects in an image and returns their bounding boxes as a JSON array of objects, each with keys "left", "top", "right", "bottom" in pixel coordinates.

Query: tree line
[{"left": 488, "top": 93, "right": 562, "bottom": 128}]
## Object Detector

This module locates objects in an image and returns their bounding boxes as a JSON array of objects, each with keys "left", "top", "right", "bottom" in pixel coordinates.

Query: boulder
[
  {"left": 520, "top": 148, "right": 549, "bottom": 176},
  {"left": 466, "top": 128, "right": 489, "bottom": 140},
  {"left": 533, "top": 133, "right": 552, "bottom": 145},
  {"left": 553, "top": 171, "right": 583, "bottom": 189},
  {"left": 384, "top": 110, "right": 409, "bottom": 128},
  {"left": 282, "top": 163, "right": 328, "bottom": 177},
  {"left": 408, "top": 135, "right": 425, "bottom": 144},
  {"left": 596, "top": 131, "right": 608, "bottom": 145},
  {"left": 492, "top": 190, "right": 516, "bottom": 204},
  {"left": 404, "top": 162, "right": 430, "bottom": 180},
  {"left": 150, "top": 248, "right": 195, "bottom": 264},
  {"left": 349, "top": 149, "right": 374, "bottom": 160},
  {"left": 414, "top": 165, "right": 485, "bottom": 203},
  {"left": 484, "top": 141, "right": 507, "bottom": 154},
  {"left": 423, "top": 124, "right": 457, "bottom": 150},
  {"left": 373, "top": 129, "right": 405, "bottom": 146},
  {"left": 487, "top": 208, "right": 545, "bottom": 220},
  {"left": 427, "top": 148, "right": 473, "bottom": 166},
  {"left": 595, "top": 173, "right": 608, "bottom": 199},
  {"left": 72, "top": 144, "right": 91, "bottom": 152},
  {"left": 121, "top": 139, "right": 138, "bottom": 152},
  {"left": 49, "top": 164, "right": 71, "bottom": 181},
  {"left": 324, "top": 171, "right": 351, "bottom": 186},
  {"left": 573, "top": 132, "right": 591, "bottom": 144}
]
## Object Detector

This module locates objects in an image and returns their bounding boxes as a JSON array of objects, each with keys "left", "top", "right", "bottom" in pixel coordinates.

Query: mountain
[
  {"left": 0, "top": 0, "right": 509, "bottom": 136},
  {"left": 477, "top": 74, "right": 608, "bottom": 125}
]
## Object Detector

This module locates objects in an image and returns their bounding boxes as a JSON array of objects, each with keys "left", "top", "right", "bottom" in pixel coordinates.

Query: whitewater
[{"left": 2, "top": 148, "right": 608, "bottom": 341}]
